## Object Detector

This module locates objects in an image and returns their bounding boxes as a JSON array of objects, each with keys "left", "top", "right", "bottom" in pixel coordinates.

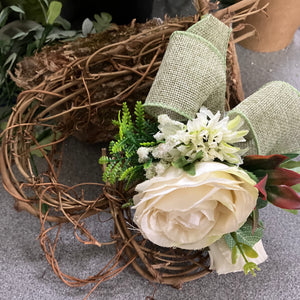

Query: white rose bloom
[
  {"left": 133, "top": 161, "right": 258, "bottom": 250},
  {"left": 209, "top": 237, "right": 268, "bottom": 274}
]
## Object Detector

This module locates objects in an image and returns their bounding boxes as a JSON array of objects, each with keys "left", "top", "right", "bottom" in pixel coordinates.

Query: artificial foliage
[
  {"left": 99, "top": 101, "right": 158, "bottom": 188},
  {"left": 99, "top": 102, "right": 300, "bottom": 276},
  {"left": 1, "top": 3, "right": 300, "bottom": 297}
]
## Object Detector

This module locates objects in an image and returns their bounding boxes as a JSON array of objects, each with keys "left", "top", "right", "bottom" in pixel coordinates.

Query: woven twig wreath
[{"left": 0, "top": 0, "right": 266, "bottom": 296}]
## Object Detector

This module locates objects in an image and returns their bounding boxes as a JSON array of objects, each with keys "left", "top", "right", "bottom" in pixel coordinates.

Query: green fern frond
[
  {"left": 109, "top": 140, "right": 115, "bottom": 153},
  {"left": 99, "top": 101, "right": 159, "bottom": 187},
  {"left": 111, "top": 139, "right": 124, "bottom": 153},
  {"left": 98, "top": 156, "right": 110, "bottom": 165},
  {"left": 134, "top": 101, "right": 146, "bottom": 133},
  {"left": 121, "top": 102, "right": 132, "bottom": 127},
  {"left": 125, "top": 165, "right": 144, "bottom": 190},
  {"left": 140, "top": 141, "right": 157, "bottom": 147},
  {"left": 102, "top": 160, "right": 117, "bottom": 183},
  {"left": 109, "top": 161, "right": 123, "bottom": 184},
  {"left": 120, "top": 166, "right": 135, "bottom": 181},
  {"left": 125, "top": 142, "right": 138, "bottom": 158},
  {"left": 112, "top": 119, "right": 119, "bottom": 127},
  {"left": 147, "top": 120, "right": 160, "bottom": 136}
]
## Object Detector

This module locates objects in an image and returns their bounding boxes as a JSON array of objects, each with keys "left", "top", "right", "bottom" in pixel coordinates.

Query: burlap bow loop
[
  {"left": 228, "top": 81, "right": 300, "bottom": 155},
  {"left": 144, "top": 15, "right": 300, "bottom": 155},
  {"left": 144, "top": 14, "right": 231, "bottom": 121}
]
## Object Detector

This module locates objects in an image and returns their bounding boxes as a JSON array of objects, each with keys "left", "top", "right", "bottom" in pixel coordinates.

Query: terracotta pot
[{"left": 235, "top": 0, "right": 300, "bottom": 52}]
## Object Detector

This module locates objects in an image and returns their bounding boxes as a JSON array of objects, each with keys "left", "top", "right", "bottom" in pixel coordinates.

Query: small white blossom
[
  {"left": 145, "top": 163, "right": 157, "bottom": 179},
  {"left": 155, "top": 161, "right": 170, "bottom": 176},
  {"left": 137, "top": 147, "right": 152, "bottom": 163},
  {"left": 185, "top": 107, "right": 248, "bottom": 165},
  {"left": 156, "top": 114, "right": 186, "bottom": 139},
  {"left": 140, "top": 107, "right": 249, "bottom": 177}
]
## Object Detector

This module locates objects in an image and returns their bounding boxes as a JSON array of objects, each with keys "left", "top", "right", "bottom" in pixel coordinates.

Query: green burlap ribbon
[
  {"left": 144, "top": 15, "right": 300, "bottom": 155},
  {"left": 144, "top": 14, "right": 231, "bottom": 120},
  {"left": 228, "top": 81, "right": 300, "bottom": 155}
]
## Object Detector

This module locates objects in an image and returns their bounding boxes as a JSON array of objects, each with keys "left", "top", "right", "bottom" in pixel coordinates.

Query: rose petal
[{"left": 209, "top": 238, "right": 268, "bottom": 275}]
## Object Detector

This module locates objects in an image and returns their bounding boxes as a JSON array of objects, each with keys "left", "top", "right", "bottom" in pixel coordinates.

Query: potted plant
[{"left": 235, "top": 0, "right": 300, "bottom": 52}]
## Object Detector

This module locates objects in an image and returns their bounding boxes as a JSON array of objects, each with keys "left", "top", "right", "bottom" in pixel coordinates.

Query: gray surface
[{"left": 1, "top": 2, "right": 300, "bottom": 300}]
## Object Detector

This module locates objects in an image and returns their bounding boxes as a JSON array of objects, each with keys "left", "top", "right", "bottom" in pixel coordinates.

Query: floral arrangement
[{"left": 99, "top": 101, "right": 300, "bottom": 276}]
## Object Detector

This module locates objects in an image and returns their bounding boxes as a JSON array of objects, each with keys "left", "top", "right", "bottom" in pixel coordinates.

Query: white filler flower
[{"left": 137, "top": 107, "right": 249, "bottom": 179}]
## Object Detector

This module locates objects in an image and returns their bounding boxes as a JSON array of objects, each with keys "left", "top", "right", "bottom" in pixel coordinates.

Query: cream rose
[
  {"left": 209, "top": 237, "right": 268, "bottom": 274},
  {"left": 133, "top": 161, "right": 258, "bottom": 250}
]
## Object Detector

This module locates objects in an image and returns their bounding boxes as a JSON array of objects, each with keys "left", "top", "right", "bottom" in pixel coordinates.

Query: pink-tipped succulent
[{"left": 242, "top": 154, "right": 300, "bottom": 210}]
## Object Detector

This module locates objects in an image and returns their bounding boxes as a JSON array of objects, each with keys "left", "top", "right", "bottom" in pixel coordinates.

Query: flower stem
[{"left": 230, "top": 232, "right": 249, "bottom": 264}]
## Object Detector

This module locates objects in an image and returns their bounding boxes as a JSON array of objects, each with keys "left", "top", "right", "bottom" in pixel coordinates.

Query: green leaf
[
  {"left": 256, "top": 197, "right": 268, "bottom": 209},
  {"left": 4, "top": 52, "right": 17, "bottom": 71},
  {"left": 284, "top": 209, "right": 298, "bottom": 215},
  {"left": 93, "top": 12, "right": 112, "bottom": 33},
  {"left": 172, "top": 156, "right": 190, "bottom": 169},
  {"left": 11, "top": 31, "right": 28, "bottom": 39},
  {"left": 0, "top": 5, "right": 25, "bottom": 28},
  {"left": 45, "top": 28, "right": 77, "bottom": 42},
  {"left": 140, "top": 141, "right": 157, "bottom": 147},
  {"left": 0, "top": 7, "right": 9, "bottom": 28},
  {"left": 98, "top": 156, "right": 110, "bottom": 164},
  {"left": 172, "top": 151, "right": 203, "bottom": 176},
  {"left": 30, "top": 131, "right": 61, "bottom": 157},
  {"left": 292, "top": 183, "right": 300, "bottom": 193},
  {"left": 231, "top": 245, "right": 239, "bottom": 264},
  {"left": 237, "top": 221, "right": 264, "bottom": 247},
  {"left": 143, "top": 159, "right": 152, "bottom": 169},
  {"left": 9, "top": 5, "right": 25, "bottom": 14},
  {"left": 53, "top": 15, "right": 71, "bottom": 30},
  {"left": 120, "top": 166, "right": 135, "bottom": 181},
  {"left": 121, "top": 198, "right": 134, "bottom": 208},
  {"left": 0, "top": 121, "right": 7, "bottom": 131},
  {"left": 224, "top": 220, "right": 263, "bottom": 250},
  {"left": 280, "top": 160, "right": 300, "bottom": 176},
  {"left": 134, "top": 101, "right": 146, "bottom": 133},
  {"left": 281, "top": 153, "right": 300, "bottom": 160},
  {"left": 99, "top": 101, "right": 157, "bottom": 186},
  {"left": 251, "top": 207, "right": 259, "bottom": 233},
  {"left": 183, "top": 163, "right": 196, "bottom": 176},
  {"left": 102, "top": 160, "right": 117, "bottom": 183},
  {"left": 241, "top": 244, "right": 258, "bottom": 259},
  {"left": 244, "top": 169, "right": 258, "bottom": 183},
  {"left": 41, "top": 203, "right": 49, "bottom": 214},
  {"left": 46, "top": 1, "right": 62, "bottom": 25},
  {"left": 194, "top": 150, "right": 204, "bottom": 161},
  {"left": 243, "top": 262, "right": 260, "bottom": 277},
  {"left": 82, "top": 18, "right": 95, "bottom": 37},
  {"left": 280, "top": 159, "right": 300, "bottom": 170},
  {"left": 109, "top": 161, "right": 123, "bottom": 184}
]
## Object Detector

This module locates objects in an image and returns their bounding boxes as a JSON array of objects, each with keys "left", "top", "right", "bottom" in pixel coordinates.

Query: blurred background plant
[
  {"left": 0, "top": 0, "right": 118, "bottom": 122},
  {"left": 0, "top": 0, "right": 78, "bottom": 118}
]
